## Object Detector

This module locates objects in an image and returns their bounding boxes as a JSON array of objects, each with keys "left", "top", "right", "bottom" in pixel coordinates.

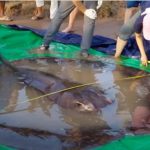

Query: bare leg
[
  {"left": 62, "top": 7, "right": 78, "bottom": 33},
  {"left": 0, "top": 1, "right": 12, "bottom": 21},
  {"left": 114, "top": 11, "right": 141, "bottom": 58},
  {"left": 32, "top": 0, "right": 44, "bottom": 20},
  {"left": 36, "top": 6, "right": 44, "bottom": 17},
  {"left": 0, "top": 1, "right": 5, "bottom": 17},
  {"left": 114, "top": 37, "right": 127, "bottom": 58},
  {"left": 31, "top": 6, "right": 44, "bottom": 20}
]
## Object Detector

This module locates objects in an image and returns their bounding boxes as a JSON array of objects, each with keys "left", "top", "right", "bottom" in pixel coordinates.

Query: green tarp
[
  {"left": 92, "top": 135, "right": 150, "bottom": 150},
  {"left": 0, "top": 145, "right": 15, "bottom": 150}
]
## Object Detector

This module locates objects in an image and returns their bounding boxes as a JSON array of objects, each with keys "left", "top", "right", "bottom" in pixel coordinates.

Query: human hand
[
  {"left": 141, "top": 55, "right": 148, "bottom": 66},
  {"left": 84, "top": 9, "right": 97, "bottom": 20},
  {"left": 97, "top": 0, "right": 103, "bottom": 10}
]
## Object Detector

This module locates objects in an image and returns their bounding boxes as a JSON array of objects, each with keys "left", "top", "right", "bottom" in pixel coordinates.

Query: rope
[{"left": 1, "top": 73, "right": 150, "bottom": 114}]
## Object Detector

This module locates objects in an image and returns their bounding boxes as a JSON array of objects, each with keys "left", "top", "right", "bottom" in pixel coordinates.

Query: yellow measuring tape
[{"left": 2, "top": 73, "right": 150, "bottom": 111}]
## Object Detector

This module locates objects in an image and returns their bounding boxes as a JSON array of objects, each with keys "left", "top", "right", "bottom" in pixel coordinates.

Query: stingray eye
[{"left": 75, "top": 101, "right": 84, "bottom": 107}]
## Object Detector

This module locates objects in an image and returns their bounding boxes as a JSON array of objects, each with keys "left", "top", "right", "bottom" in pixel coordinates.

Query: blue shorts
[{"left": 126, "top": 1, "right": 142, "bottom": 8}]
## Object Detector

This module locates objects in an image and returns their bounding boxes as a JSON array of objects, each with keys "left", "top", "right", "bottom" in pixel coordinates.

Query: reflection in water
[
  {"left": 0, "top": 57, "right": 149, "bottom": 149},
  {"left": 26, "top": 86, "right": 53, "bottom": 117},
  {"left": 0, "top": 66, "right": 18, "bottom": 110},
  {"left": 0, "top": 124, "right": 123, "bottom": 150}
]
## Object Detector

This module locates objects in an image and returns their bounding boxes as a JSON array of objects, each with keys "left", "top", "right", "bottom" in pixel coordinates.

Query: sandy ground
[
  {"left": 0, "top": 1, "right": 125, "bottom": 39},
  {"left": 0, "top": 16, "right": 123, "bottom": 39}
]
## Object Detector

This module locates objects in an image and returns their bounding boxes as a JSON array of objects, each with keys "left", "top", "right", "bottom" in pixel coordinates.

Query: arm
[
  {"left": 72, "top": 0, "right": 97, "bottom": 20},
  {"left": 134, "top": 15, "right": 148, "bottom": 66},
  {"left": 135, "top": 33, "right": 148, "bottom": 66}
]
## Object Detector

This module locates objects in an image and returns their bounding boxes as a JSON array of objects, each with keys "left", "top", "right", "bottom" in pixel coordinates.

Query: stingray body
[{"left": 0, "top": 55, "right": 112, "bottom": 112}]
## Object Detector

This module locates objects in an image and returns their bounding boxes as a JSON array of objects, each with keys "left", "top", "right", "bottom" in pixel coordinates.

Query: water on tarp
[{"left": 0, "top": 57, "right": 149, "bottom": 150}]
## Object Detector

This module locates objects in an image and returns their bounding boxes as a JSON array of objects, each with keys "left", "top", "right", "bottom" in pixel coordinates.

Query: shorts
[{"left": 126, "top": 1, "right": 142, "bottom": 8}]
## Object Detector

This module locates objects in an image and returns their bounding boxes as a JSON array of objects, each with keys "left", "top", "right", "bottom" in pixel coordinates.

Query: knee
[
  {"left": 84, "top": 16, "right": 95, "bottom": 26},
  {"left": 119, "top": 24, "right": 134, "bottom": 41}
]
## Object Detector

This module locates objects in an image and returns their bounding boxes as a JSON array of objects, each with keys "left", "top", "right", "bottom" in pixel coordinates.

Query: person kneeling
[{"left": 135, "top": 6, "right": 150, "bottom": 66}]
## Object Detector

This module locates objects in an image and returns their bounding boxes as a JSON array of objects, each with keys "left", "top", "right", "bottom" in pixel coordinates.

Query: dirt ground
[{"left": 1, "top": 1, "right": 125, "bottom": 39}]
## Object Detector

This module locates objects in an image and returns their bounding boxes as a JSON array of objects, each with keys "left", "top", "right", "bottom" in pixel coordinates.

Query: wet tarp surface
[{"left": 92, "top": 135, "right": 150, "bottom": 150}]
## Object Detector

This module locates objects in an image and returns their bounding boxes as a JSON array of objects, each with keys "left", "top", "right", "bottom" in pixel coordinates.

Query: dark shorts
[{"left": 127, "top": 1, "right": 142, "bottom": 8}]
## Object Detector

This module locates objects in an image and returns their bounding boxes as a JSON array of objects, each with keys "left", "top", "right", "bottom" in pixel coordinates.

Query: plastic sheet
[
  {"left": 0, "top": 24, "right": 106, "bottom": 62},
  {"left": 93, "top": 135, "right": 150, "bottom": 150},
  {"left": 0, "top": 145, "right": 15, "bottom": 150}
]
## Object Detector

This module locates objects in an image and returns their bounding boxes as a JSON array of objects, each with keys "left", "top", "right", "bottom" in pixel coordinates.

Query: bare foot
[
  {"left": 62, "top": 26, "right": 74, "bottom": 33},
  {"left": 0, "top": 15, "right": 13, "bottom": 21},
  {"left": 31, "top": 14, "right": 44, "bottom": 20}
]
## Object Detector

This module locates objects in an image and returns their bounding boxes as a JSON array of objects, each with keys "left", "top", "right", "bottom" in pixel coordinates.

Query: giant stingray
[{"left": 0, "top": 55, "right": 113, "bottom": 112}]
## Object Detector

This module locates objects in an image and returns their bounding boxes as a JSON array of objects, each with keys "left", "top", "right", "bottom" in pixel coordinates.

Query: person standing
[{"left": 40, "top": 0, "right": 103, "bottom": 58}]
